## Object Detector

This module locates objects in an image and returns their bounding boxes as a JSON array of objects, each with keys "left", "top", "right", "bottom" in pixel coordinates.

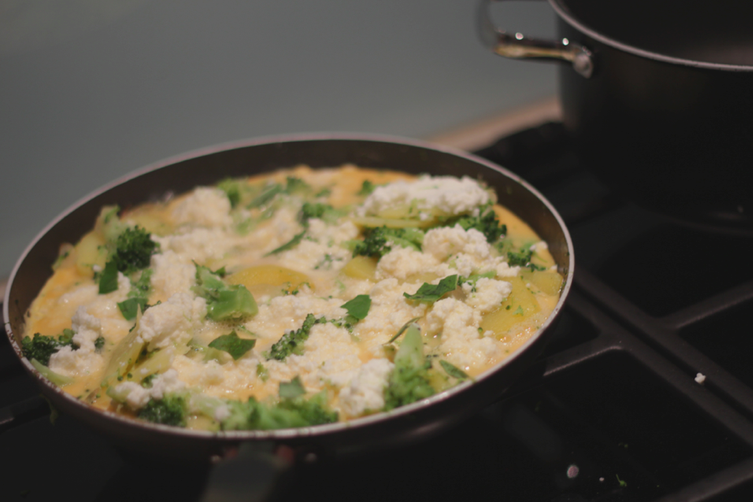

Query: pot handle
[{"left": 477, "top": 0, "right": 594, "bottom": 78}]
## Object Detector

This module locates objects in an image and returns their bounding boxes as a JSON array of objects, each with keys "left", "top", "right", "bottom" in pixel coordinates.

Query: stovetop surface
[{"left": 4, "top": 122, "right": 753, "bottom": 502}]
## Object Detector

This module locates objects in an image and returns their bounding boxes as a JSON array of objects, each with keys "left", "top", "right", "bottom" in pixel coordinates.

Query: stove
[{"left": 4, "top": 122, "right": 753, "bottom": 501}]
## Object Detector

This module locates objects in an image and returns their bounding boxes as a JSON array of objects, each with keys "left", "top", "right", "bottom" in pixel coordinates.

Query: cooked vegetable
[
  {"left": 138, "top": 394, "right": 187, "bottom": 427},
  {"left": 450, "top": 204, "right": 506, "bottom": 243},
  {"left": 352, "top": 226, "right": 424, "bottom": 258},
  {"left": 207, "top": 331, "right": 256, "bottom": 360},
  {"left": 403, "top": 275, "right": 459, "bottom": 303},
  {"left": 21, "top": 330, "right": 74, "bottom": 366},
  {"left": 194, "top": 265, "right": 258, "bottom": 321},
  {"left": 383, "top": 325, "right": 435, "bottom": 410},
  {"left": 267, "top": 313, "right": 327, "bottom": 361}
]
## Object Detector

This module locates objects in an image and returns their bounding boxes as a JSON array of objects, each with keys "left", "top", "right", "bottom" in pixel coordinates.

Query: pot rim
[{"left": 549, "top": 0, "right": 753, "bottom": 72}]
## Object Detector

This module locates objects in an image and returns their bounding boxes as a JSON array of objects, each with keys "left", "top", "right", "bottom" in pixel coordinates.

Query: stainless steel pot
[
  {"left": 4, "top": 133, "right": 574, "bottom": 498},
  {"left": 480, "top": 0, "right": 753, "bottom": 233}
]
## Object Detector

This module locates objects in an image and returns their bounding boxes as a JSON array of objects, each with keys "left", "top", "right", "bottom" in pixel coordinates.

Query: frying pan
[{"left": 3, "top": 133, "right": 574, "bottom": 499}]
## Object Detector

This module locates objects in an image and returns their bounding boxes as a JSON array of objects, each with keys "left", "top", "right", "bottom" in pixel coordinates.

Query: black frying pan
[{"left": 3, "top": 133, "right": 574, "bottom": 499}]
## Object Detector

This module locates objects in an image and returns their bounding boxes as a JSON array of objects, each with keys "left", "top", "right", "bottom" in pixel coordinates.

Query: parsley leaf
[
  {"left": 439, "top": 360, "right": 470, "bottom": 381},
  {"left": 279, "top": 375, "right": 306, "bottom": 399},
  {"left": 98, "top": 260, "right": 119, "bottom": 294},
  {"left": 340, "top": 295, "right": 371, "bottom": 321},
  {"left": 403, "top": 275, "right": 459, "bottom": 303},
  {"left": 265, "top": 231, "right": 305, "bottom": 256},
  {"left": 208, "top": 331, "right": 256, "bottom": 360}
]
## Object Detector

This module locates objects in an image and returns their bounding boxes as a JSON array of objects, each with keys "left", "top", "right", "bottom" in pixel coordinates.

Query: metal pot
[
  {"left": 3, "top": 134, "right": 573, "bottom": 498},
  {"left": 479, "top": 0, "right": 753, "bottom": 233}
]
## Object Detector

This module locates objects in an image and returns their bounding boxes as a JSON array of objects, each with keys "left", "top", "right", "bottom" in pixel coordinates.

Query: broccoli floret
[
  {"left": 383, "top": 324, "right": 435, "bottom": 410},
  {"left": 137, "top": 394, "right": 187, "bottom": 427},
  {"left": 267, "top": 313, "right": 326, "bottom": 361},
  {"left": 21, "top": 330, "right": 75, "bottom": 366},
  {"left": 298, "top": 202, "right": 341, "bottom": 226},
  {"left": 96, "top": 209, "right": 159, "bottom": 294},
  {"left": 110, "top": 226, "right": 159, "bottom": 275},
  {"left": 352, "top": 226, "right": 424, "bottom": 258},
  {"left": 213, "top": 378, "right": 337, "bottom": 431},
  {"left": 194, "top": 264, "right": 258, "bottom": 321},
  {"left": 451, "top": 205, "right": 506, "bottom": 243}
]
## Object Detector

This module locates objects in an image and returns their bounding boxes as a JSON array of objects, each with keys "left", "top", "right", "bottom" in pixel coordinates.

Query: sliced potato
[
  {"left": 227, "top": 265, "right": 311, "bottom": 297},
  {"left": 520, "top": 270, "right": 563, "bottom": 296},
  {"left": 480, "top": 276, "right": 540, "bottom": 337},
  {"left": 75, "top": 232, "right": 107, "bottom": 277},
  {"left": 341, "top": 256, "right": 378, "bottom": 281}
]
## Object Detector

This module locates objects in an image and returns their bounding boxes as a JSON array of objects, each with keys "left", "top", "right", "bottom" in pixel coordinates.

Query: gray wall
[{"left": 0, "top": 0, "right": 556, "bottom": 277}]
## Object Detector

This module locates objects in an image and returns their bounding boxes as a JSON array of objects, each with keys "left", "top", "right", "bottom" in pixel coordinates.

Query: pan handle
[{"left": 477, "top": 0, "right": 594, "bottom": 78}]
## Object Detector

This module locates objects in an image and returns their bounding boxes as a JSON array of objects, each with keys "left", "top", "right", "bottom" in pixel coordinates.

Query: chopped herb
[
  {"left": 340, "top": 295, "right": 371, "bottom": 321},
  {"left": 439, "top": 360, "right": 470, "bottom": 381},
  {"left": 279, "top": 375, "right": 306, "bottom": 399},
  {"left": 404, "top": 275, "right": 459, "bottom": 303},
  {"left": 266, "top": 231, "right": 305, "bottom": 256},
  {"left": 98, "top": 260, "right": 119, "bottom": 294},
  {"left": 208, "top": 331, "right": 256, "bottom": 360},
  {"left": 386, "top": 317, "right": 422, "bottom": 344},
  {"left": 616, "top": 474, "right": 627, "bottom": 488},
  {"left": 117, "top": 297, "right": 148, "bottom": 321},
  {"left": 94, "top": 336, "right": 106, "bottom": 351},
  {"left": 514, "top": 305, "right": 524, "bottom": 316}
]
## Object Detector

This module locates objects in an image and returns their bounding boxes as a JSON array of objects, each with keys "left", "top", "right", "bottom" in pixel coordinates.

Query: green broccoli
[
  {"left": 137, "top": 394, "right": 187, "bottom": 427},
  {"left": 110, "top": 226, "right": 159, "bottom": 275},
  {"left": 298, "top": 202, "right": 341, "bottom": 226},
  {"left": 383, "top": 324, "right": 435, "bottom": 410},
  {"left": 267, "top": 313, "right": 327, "bottom": 361},
  {"left": 449, "top": 205, "right": 506, "bottom": 243},
  {"left": 95, "top": 206, "right": 159, "bottom": 294},
  {"left": 352, "top": 226, "right": 425, "bottom": 258},
  {"left": 21, "top": 330, "right": 75, "bottom": 366},
  {"left": 194, "top": 264, "right": 258, "bottom": 321},
  {"left": 194, "top": 377, "right": 338, "bottom": 431}
]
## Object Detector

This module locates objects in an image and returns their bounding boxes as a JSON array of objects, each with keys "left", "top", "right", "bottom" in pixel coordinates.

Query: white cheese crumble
[
  {"left": 172, "top": 187, "right": 233, "bottom": 228},
  {"left": 150, "top": 250, "right": 196, "bottom": 301},
  {"left": 137, "top": 293, "right": 207, "bottom": 350},
  {"left": 359, "top": 175, "right": 491, "bottom": 217},
  {"left": 338, "top": 358, "right": 394, "bottom": 417},
  {"left": 49, "top": 307, "right": 105, "bottom": 377},
  {"left": 695, "top": 372, "right": 706, "bottom": 384},
  {"left": 113, "top": 369, "right": 187, "bottom": 410}
]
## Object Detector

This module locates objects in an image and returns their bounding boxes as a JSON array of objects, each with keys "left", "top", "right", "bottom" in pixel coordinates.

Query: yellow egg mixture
[{"left": 23, "top": 165, "right": 562, "bottom": 431}]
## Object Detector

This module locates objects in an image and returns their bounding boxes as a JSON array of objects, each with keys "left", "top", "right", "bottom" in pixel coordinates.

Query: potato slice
[
  {"left": 227, "top": 265, "right": 312, "bottom": 297},
  {"left": 520, "top": 270, "right": 563, "bottom": 296},
  {"left": 75, "top": 232, "right": 107, "bottom": 277},
  {"left": 341, "top": 256, "right": 378, "bottom": 281},
  {"left": 480, "top": 276, "right": 540, "bottom": 338}
]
